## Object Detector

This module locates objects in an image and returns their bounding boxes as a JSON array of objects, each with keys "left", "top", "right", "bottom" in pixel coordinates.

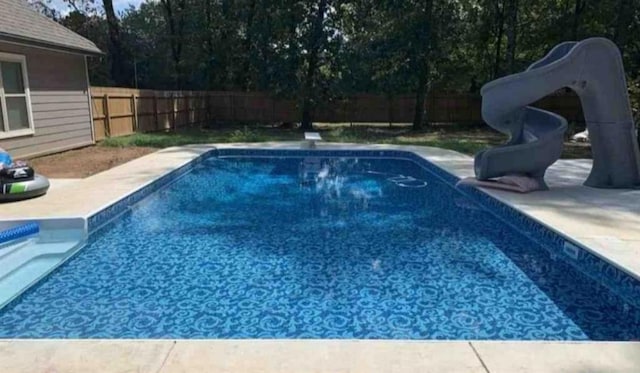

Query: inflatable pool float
[
  {"left": 1, "top": 172, "right": 50, "bottom": 202},
  {"left": 0, "top": 150, "right": 49, "bottom": 202}
]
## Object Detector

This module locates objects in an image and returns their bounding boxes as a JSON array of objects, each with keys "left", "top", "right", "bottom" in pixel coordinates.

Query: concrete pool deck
[
  {"left": 2, "top": 339, "right": 640, "bottom": 373},
  {"left": 1, "top": 142, "right": 639, "bottom": 372}
]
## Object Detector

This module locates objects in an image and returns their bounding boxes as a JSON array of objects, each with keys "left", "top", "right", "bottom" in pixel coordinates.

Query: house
[{"left": 0, "top": 0, "right": 101, "bottom": 158}]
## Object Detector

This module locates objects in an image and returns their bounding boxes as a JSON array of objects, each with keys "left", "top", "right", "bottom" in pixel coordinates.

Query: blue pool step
[
  {"left": 0, "top": 219, "right": 85, "bottom": 309},
  {"left": 0, "top": 223, "right": 39, "bottom": 246}
]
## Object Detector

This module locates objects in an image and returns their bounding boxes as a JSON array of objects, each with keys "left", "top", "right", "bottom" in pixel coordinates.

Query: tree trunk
[
  {"left": 613, "top": 0, "right": 633, "bottom": 57},
  {"left": 492, "top": 0, "right": 504, "bottom": 79},
  {"left": 256, "top": 3, "right": 272, "bottom": 91},
  {"left": 204, "top": 0, "right": 216, "bottom": 89},
  {"left": 300, "top": 0, "right": 329, "bottom": 131},
  {"left": 103, "top": 0, "right": 128, "bottom": 86},
  {"left": 505, "top": 0, "right": 518, "bottom": 73},
  {"left": 412, "top": 61, "right": 430, "bottom": 131},
  {"left": 412, "top": 0, "right": 434, "bottom": 131},
  {"left": 242, "top": 0, "right": 257, "bottom": 90},
  {"left": 572, "top": 0, "right": 586, "bottom": 40},
  {"left": 160, "top": 0, "right": 186, "bottom": 89},
  {"left": 220, "top": 0, "right": 234, "bottom": 89}
]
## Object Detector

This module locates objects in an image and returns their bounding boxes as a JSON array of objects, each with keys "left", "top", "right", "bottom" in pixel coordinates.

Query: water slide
[{"left": 474, "top": 37, "right": 640, "bottom": 189}]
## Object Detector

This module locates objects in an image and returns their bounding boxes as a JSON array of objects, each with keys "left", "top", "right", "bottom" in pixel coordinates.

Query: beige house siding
[{"left": 0, "top": 41, "right": 93, "bottom": 158}]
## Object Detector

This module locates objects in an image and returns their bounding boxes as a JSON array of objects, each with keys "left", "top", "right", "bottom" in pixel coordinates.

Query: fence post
[
  {"left": 103, "top": 93, "right": 111, "bottom": 138},
  {"left": 203, "top": 93, "right": 208, "bottom": 124},
  {"left": 205, "top": 94, "right": 210, "bottom": 124},
  {"left": 231, "top": 93, "right": 236, "bottom": 122},
  {"left": 350, "top": 97, "right": 356, "bottom": 127},
  {"left": 271, "top": 96, "right": 276, "bottom": 124},
  {"left": 172, "top": 93, "right": 177, "bottom": 131},
  {"left": 193, "top": 93, "right": 197, "bottom": 125},
  {"left": 185, "top": 93, "right": 190, "bottom": 127},
  {"left": 131, "top": 93, "right": 138, "bottom": 132},
  {"left": 430, "top": 94, "right": 436, "bottom": 123},
  {"left": 211, "top": 93, "right": 216, "bottom": 126},
  {"left": 387, "top": 95, "right": 393, "bottom": 127},
  {"left": 153, "top": 94, "right": 159, "bottom": 131}
]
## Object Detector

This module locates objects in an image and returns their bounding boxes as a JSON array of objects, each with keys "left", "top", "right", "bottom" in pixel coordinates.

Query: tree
[
  {"left": 412, "top": 0, "right": 436, "bottom": 130},
  {"left": 300, "top": 0, "right": 330, "bottom": 130},
  {"left": 103, "top": 0, "right": 130, "bottom": 86},
  {"left": 612, "top": 0, "right": 634, "bottom": 57},
  {"left": 492, "top": 0, "right": 505, "bottom": 78},
  {"left": 28, "top": 0, "right": 59, "bottom": 18},
  {"left": 159, "top": 0, "right": 187, "bottom": 88},
  {"left": 505, "top": 0, "right": 518, "bottom": 73},
  {"left": 32, "top": 0, "right": 640, "bottom": 127},
  {"left": 240, "top": 0, "right": 257, "bottom": 89},
  {"left": 572, "top": 0, "right": 587, "bottom": 40},
  {"left": 120, "top": 2, "right": 171, "bottom": 89}
]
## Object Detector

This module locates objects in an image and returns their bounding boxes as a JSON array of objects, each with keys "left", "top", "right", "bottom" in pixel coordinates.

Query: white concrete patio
[
  {"left": 1, "top": 339, "right": 640, "bottom": 373},
  {"left": 1, "top": 142, "right": 639, "bottom": 372}
]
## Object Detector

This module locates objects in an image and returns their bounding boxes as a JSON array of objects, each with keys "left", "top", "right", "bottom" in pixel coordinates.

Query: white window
[{"left": 0, "top": 53, "right": 34, "bottom": 139}]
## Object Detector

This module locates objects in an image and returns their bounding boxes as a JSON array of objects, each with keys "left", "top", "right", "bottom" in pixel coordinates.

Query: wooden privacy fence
[
  {"left": 91, "top": 87, "right": 211, "bottom": 141},
  {"left": 90, "top": 87, "right": 584, "bottom": 140}
]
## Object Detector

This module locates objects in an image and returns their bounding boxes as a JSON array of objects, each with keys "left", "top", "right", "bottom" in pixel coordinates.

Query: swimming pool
[{"left": 0, "top": 150, "right": 639, "bottom": 339}]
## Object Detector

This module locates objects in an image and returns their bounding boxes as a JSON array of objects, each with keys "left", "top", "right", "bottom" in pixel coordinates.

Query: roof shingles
[{"left": 0, "top": 0, "right": 102, "bottom": 55}]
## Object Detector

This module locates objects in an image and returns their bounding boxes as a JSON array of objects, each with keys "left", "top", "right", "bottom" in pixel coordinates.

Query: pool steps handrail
[{"left": 0, "top": 222, "right": 39, "bottom": 246}]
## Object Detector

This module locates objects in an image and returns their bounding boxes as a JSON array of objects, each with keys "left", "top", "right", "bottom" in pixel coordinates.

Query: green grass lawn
[{"left": 100, "top": 123, "right": 591, "bottom": 159}]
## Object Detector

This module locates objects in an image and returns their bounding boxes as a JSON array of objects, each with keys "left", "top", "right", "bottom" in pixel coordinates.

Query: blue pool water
[{"left": 1, "top": 155, "right": 639, "bottom": 339}]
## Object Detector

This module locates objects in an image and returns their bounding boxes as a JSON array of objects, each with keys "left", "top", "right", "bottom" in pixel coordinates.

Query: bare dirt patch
[{"left": 28, "top": 146, "right": 156, "bottom": 178}]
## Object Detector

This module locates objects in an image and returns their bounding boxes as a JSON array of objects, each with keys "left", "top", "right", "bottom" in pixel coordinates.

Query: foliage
[
  {"left": 228, "top": 126, "right": 263, "bottom": 142},
  {"left": 99, "top": 126, "right": 299, "bottom": 147},
  {"left": 34, "top": 0, "right": 640, "bottom": 126},
  {"left": 99, "top": 124, "right": 591, "bottom": 158}
]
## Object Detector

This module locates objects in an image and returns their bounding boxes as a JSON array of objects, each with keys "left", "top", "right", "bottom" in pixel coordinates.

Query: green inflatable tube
[{"left": 0, "top": 174, "right": 50, "bottom": 202}]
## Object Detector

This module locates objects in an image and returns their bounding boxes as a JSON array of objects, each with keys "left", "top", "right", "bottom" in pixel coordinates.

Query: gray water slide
[{"left": 474, "top": 37, "right": 640, "bottom": 189}]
